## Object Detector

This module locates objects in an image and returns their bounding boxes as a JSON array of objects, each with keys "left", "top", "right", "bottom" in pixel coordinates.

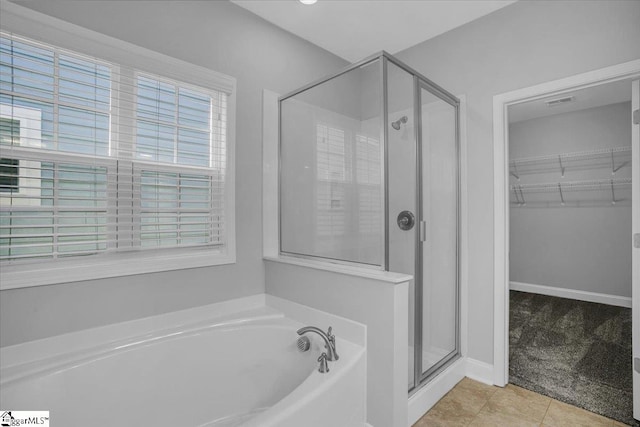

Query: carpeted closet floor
[{"left": 509, "top": 290, "right": 635, "bottom": 426}]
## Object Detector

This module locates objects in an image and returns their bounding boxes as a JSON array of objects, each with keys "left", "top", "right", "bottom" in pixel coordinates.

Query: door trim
[
  {"left": 492, "top": 59, "right": 640, "bottom": 387},
  {"left": 632, "top": 78, "right": 639, "bottom": 421}
]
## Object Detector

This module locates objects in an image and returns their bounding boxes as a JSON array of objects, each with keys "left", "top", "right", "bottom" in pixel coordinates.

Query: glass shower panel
[
  {"left": 279, "top": 52, "right": 461, "bottom": 393},
  {"left": 385, "top": 61, "right": 417, "bottom": 389},
  {"left": 419, "top": 85, "right": 458, "bottom": 376},
  {"left": 280, "top": 59, "right": 383, "bottom": 265}
]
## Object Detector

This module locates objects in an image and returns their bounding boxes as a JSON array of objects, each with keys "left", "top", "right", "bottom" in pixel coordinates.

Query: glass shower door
[{"left": 417, "top": 82, "right": 459, "bottom": 379}]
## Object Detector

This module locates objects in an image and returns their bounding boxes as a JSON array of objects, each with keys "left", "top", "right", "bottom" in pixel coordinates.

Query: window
[
  {"left": 0, "top": 29, "right": 235, "bottom": 288},
  {"left": 133, "top": 74, "right": 227, "bottom": 249},
  {"left": 0, "top": 158, "right": 19, "bottom": 193}
]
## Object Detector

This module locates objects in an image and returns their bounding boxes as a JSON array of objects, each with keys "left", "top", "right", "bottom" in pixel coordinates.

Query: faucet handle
[
  {"left": 317, "top": 352, "right": 329, "bottom": 373},
  {"left": 326, "top": 327, "right": 339, "bottom": 361},
  {"left": 327, "top": 326, "right": 335, "bottom": 342}
]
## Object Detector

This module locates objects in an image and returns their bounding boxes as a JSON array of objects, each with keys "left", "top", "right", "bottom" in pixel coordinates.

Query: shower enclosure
[{"left": 279, "top": 52, "right": 459, "bottom": 392}]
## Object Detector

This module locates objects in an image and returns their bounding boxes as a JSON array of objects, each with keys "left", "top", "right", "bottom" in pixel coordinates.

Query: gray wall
[
  {"left": 0, "top": 1, "right": 347, "bottom": 347},
  {"left": 395, "top": 0, "right": 640, "bottom": 364},
  {"left": 510, "top": 102, "right": 632, "bottom": 297}
]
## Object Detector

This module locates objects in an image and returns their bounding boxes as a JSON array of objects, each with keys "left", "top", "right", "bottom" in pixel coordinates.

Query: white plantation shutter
[
  {"left": 130, "top": 74, "right": 227, "bottom": 250},
  {"left": 0, "top": 33, "right": 231, "bottom": 269}
]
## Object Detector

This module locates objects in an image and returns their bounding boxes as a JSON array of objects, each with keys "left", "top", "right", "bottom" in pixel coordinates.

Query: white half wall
[{"left": 265, "top": 259, "right": 410, "bottom": 427}]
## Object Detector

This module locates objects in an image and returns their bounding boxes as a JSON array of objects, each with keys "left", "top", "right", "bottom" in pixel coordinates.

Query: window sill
[
  {"left": 263, "top": 255, "right": 413, "bottom": 285},
  {"left": 0, "top": 248, "right": 235, "bottom": 290}
]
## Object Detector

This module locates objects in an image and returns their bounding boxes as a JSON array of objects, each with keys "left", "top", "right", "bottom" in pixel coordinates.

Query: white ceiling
[
  {"left": 509, "top": 79, "right": 633, "bottom": 123},
  {"left": 231, "top": 0, "right": 518, "bottom": 62}
]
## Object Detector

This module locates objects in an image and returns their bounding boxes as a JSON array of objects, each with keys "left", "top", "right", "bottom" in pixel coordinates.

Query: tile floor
[{"left": 413, "top": 377, "right": 631, "bottom": 427}]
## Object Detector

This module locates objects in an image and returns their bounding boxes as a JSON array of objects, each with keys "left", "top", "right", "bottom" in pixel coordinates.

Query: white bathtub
[{"left": 0, "top": 295, "right": 367, "bottom": 427}]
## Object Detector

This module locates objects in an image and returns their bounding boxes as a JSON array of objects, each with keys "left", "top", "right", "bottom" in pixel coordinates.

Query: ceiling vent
[{"left": 545, "top": 96, "right": 574, "bottom": 107}]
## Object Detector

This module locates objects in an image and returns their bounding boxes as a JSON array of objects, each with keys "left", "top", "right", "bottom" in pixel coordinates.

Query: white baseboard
[
  {"left": 407, "top": 357, "right": 496, "bottom": 426},
  {"left": 510, "top": 281, "right": 631, "bottom": 308},
  {"left": 465, "top": 358, "right": 494, "bottom": 386},
  {"left": 407, "top": 358, "right": 465, "bottom": 426}
]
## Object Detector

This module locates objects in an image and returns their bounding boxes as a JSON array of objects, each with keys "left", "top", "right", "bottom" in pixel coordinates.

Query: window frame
[{"left": 0, "top": 2, "right": 236, "bottom": 290}]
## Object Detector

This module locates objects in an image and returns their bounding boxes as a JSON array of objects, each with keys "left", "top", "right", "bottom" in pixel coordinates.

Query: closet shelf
[
  {"left": 511, "top": 178, "right": 631, "bottom": 206},
  {"left": 511, "top": 178, "right": 631, "bottom": 193},
  {"left": 510, "top": 146, "right": 631, "bottom": 179}
]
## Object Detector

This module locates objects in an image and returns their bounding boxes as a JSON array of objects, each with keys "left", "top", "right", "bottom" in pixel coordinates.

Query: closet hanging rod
[
  {"left": 510, "top": 146, "right": 631, "bottom": 166},
  {"left": 510, "top": 178, "right": 631, "bottom": 193}
]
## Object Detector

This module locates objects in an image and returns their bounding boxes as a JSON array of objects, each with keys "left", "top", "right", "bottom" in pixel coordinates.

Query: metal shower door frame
[{"left": 410, "top": 72, "right": 461, "bottom": 393}]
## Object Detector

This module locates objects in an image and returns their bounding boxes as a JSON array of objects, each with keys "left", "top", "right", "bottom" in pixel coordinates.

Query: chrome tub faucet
[{"left": 297, "top": 326, "right": 339, "bottom": 369}]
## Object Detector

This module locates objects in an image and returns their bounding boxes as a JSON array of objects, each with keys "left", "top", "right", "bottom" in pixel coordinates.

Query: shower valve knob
[{"left": 397, "top": 210, "right": 415, "bottom": 231}]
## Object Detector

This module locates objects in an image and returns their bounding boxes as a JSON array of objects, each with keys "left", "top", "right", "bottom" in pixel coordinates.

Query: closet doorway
[
  {"left": 508, "top": 79, "right": 634, "bottom": 424},
  {"left": 492, "top": 60, "right": 640, "bottom": 426}
]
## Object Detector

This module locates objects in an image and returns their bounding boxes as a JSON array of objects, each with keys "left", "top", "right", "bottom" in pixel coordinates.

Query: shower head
[{"left": 391, "top": 116, "right": 408, "bottom": 130}]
